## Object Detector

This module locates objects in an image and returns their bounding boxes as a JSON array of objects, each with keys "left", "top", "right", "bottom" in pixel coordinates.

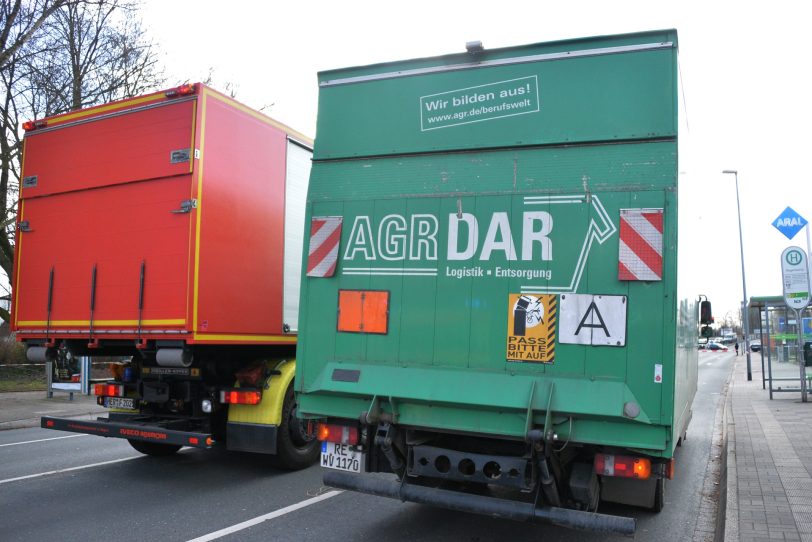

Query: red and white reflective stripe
[
  {"left": 307, "top": 217, "right": 343, "bottom": 277},
  {"left": 618, "top": 209, "right": 663, "bottom": 281}
]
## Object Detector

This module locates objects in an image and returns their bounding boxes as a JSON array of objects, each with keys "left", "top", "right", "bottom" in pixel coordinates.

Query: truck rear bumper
[
  {"left": 41, "top": 416, "right": 214, "bottom": 449},
  {"left": 324, "top": 470, "right": 635, "bottom": 536}
]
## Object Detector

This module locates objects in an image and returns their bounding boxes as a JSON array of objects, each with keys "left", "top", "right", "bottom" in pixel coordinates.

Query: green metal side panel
[
  {"left": 297, "top": 30, "right": 693, "bottom": 458},
  {"left": 315, "top": 30, "right": 677, "bottom": 159}
]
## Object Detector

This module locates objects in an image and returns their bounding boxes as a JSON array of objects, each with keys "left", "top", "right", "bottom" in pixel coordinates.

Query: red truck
[{"left": 12, "top": 84, "right": 318, "bottom": 468}]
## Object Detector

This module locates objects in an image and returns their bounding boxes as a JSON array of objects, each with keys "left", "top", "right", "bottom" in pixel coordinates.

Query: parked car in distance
[
  {"left": 749, "top": 340, "right": 761, "bottom": 352},
  {"left": 706, "top": 342, "right": 729, "bottom": 352}
]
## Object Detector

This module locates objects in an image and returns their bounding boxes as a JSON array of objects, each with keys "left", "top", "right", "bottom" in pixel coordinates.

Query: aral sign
[{"left": 340, "top": 194, "right": 616, "bottom": 293}]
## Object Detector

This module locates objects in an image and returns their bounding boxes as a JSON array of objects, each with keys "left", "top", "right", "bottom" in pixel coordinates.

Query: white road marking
[
  {"left": 32, "top": 409, "right": 68, "bottom": 414},
  {"left": 0, "top": 456, "right": 138, "bottom": 485},
  {"left": 0, "top": 434, "right": 86, "bottom": 447},
  {"left": 185, "top": 490, "right": 343, "bottom": 542}
]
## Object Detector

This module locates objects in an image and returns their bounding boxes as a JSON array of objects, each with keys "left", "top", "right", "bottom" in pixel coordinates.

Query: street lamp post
[{"left": 723, "top": 169, "right": 752, "bottom": 381}]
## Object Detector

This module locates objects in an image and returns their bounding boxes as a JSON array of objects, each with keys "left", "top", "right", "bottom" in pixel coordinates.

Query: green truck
[{"left": 296, "top": 30, "right": 697, "bottom": 534}]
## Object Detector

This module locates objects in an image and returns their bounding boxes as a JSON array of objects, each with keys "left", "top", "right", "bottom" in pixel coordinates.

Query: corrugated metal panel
[{"left": 283, "top": 141, "right": 312, "bottom": 332}]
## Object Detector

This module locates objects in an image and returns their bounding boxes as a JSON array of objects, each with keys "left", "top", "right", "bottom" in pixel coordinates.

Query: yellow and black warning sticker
[{"left": 506, "top": 293, "right": 556, "bottom": 363}]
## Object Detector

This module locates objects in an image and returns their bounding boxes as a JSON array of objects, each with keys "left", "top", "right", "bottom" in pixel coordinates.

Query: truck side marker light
[
  {"left": 22, "top": 120, "right": 47, "bottom": 131},
  {"left": 165, "top": 83, "right": 197, "bottom": 98},
  {"left": 594, "top": 453, "right": 651, "bottom": 480},
  {"left": 316, "top": 422, "right": 359, "bottom": 445},
  {"left": 46, "top": 420, "right": 54, "bottom": 427},
  {"left": 189, "top": 437, "right": 199, "bottom": 445}
]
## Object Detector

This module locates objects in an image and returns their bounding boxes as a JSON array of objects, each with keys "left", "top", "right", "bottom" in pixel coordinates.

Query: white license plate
[
  {"left": 104, "top": 397, "right": 136, "bottom": 410},
  {"left": 321, "top": 441, "right": 364, "bottom": 473}
]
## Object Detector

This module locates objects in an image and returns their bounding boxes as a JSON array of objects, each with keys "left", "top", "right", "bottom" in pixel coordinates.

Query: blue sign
[{"left": 772, "top": 207, "right": 808, "bottom": 240}]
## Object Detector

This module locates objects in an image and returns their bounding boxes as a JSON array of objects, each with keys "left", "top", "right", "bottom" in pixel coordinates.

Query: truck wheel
[
  {"left": 128, "top": 439, "right": 182, "bottom": 457},
  {"left": 271, "top": 384, "right": 319, "bottom": 470},
  {"left": 651, "top": 478, "right": 665, "bottom": 512}
]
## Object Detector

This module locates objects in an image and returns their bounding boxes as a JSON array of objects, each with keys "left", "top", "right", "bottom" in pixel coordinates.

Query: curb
[
  {"left": 692, "top": 355, "right": 736, "bottom": 542},
  {"left": 724, "top": 378, "right": 738, "bottom": 542},
  {"left": 0, "top": 411, "right": 106, "bottom": 432}
]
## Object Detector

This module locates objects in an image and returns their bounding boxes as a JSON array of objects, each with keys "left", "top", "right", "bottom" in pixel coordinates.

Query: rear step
[
  {"left": 41, "top": 416, "right": 214, "bottom": 449},
  {"left": 323, "top": 470, "right": 635, "bottom": 536}
]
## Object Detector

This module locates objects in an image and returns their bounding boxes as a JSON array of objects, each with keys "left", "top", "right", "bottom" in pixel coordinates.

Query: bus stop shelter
[{"left": 749, "top": 295, "right": 812, "bottom": 400}]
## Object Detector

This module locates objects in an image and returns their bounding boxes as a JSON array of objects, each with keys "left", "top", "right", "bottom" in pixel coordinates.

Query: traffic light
[{"left": 700, "top": 300, "right": 712, "bottom": 325}]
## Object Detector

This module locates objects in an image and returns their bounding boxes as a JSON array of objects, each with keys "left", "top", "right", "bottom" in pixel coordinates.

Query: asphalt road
[{"left": 0, "top": 352, "right": 732, "bottom": 542}]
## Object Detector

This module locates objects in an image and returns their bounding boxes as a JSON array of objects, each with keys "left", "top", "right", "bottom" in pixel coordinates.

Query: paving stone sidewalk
[
  {"left": 0, "top": 389, "right": 105, "bottom": 430},
  {"left": 728, "top": 353, "right": 812, "bottom": 542}
]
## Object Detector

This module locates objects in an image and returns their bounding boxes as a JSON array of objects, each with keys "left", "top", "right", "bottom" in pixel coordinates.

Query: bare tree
[
  {"left": 25, "top": 0, "right": 164, "bottom": 113},
  {"left": 0, "top": 0, "right": 163, "bottom": 323},
  {"left": 0, "top": 1, "right": 69, "bottom": 71}
]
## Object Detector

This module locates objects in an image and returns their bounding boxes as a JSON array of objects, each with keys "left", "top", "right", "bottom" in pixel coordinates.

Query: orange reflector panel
[
  {"left": 316, "top": 422, "right": 359, "bottom": 445},
  {"left": 337, "top": 290, "right": 389, "bottom": 334},
  {"left": 594, "top": 453, "right": 651, "bottom": 480}
]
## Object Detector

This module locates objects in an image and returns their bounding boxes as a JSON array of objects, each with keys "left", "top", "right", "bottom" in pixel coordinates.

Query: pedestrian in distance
[{"left": 735, "top": 340, "right": 739, "bottom": 356}]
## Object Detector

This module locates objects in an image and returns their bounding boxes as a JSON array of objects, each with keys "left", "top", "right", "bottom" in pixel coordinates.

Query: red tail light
[
  {"left": 94, "top": 383, "right": 124, "bottom": 397},
  {"left": 316, "top": 422, "right": 359, "bottom": 445},
  {"left": 594, "top": 453, "right": 651, "bottom": 479},
  {"left": 219, "top": 389, "right": 261, "bottom": 405}
]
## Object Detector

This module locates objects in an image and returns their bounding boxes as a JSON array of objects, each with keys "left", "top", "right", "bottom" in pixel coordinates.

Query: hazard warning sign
[{"left": 506, "top": 294, "right": 556, "bottom": 363}]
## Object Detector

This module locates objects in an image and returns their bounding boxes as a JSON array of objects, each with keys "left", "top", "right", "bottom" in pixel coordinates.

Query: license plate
[
  {"left": 321, "top": 441, "right": 364, "bottom": 473},
  {"left": 104, "top": 397, "right": 136, "bottom": 410}
]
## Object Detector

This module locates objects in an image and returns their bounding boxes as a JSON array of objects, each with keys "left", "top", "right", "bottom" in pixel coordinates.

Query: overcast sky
[{"left": 141, "top": 0, "right": 812, "bottom": 325}]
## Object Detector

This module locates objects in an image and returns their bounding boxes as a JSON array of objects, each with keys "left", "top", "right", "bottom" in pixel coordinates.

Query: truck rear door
[{"left": 14, "top": 96, "right": 197, "bottom": 330}]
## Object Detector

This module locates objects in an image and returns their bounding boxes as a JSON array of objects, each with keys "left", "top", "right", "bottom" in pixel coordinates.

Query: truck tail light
[
  {"left": 594, "top": 453, "right": 651, "bottom": 480},
  {"left": 316, "top": 422, "right": 359, "bottom": 445},
  {"left": 219, "top": 389, "right": 262, "bottom": 405},
  {"left": 165, "top": 83, "right": 197, "bottom": 98},
  {"left": 94, "top": 383, "right": 124, "bottom": 397}
]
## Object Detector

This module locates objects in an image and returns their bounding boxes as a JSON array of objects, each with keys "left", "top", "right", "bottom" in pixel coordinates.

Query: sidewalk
[
  {"left": 0, "top": 389, "right": 106, "bottom": 431},
  {"left": 727, "top": 353, "right": 812, "bottom": 542}
]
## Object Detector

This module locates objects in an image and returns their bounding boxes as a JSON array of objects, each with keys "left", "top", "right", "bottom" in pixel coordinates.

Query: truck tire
[
  {"left": 651, "top": 478, "right": 665, "bottom": 513},
  {"left": 128, "top": 439, "right": 182, "bottom": 457},
  {"left": 271, "top": 384, "right": 319, "bottom": 470}
]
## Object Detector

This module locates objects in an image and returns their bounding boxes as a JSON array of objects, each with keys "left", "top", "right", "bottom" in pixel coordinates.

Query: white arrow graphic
[{"left": 522, "top": 194, "right": 617, "bottom": 293}]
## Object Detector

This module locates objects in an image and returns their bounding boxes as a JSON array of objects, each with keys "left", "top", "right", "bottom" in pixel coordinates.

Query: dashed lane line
[
  {"left": 0, "top": 456, "right": 138, "bottom": 485},
  {"left": 185, "top": 490, "right": 344, "bottom": 542},
  {"left": 0, "top": 434, "right": 87, "bottom": 447}
]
